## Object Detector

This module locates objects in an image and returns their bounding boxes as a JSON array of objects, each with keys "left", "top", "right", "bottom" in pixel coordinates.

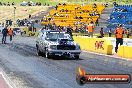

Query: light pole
[{"left": 14, "top": 6, "right": 16, "bottom": 27}]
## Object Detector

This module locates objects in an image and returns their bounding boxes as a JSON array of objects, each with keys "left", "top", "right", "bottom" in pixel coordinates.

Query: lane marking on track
[
  {"left": 0, "top": 71, "right": 17, "bottom": 88},
  {"left": 83, "top": 51, "right": 132, "bottom": 61}
]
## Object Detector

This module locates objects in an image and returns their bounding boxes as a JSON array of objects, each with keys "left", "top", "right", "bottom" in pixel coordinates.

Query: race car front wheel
[
  {"left": 36, "top": 45, "right": 43, "bottom": 56},
  {"left": 45, "top": 50, "right": 52, "bottom": 59}
]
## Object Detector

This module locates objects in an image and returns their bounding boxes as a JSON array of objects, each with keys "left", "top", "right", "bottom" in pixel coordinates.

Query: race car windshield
[{"left": 46, "top": 33, "right": 72, "bottom": 41}]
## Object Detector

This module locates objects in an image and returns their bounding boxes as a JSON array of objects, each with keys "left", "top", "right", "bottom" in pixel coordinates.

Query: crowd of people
[
  {"left": 1, "top": 26, "right": 13, "bottom": 44},
  {"left": 20, "top": 1, "right": 50, "bottom": 6},
  {"left": 0, "top": 1, "right": 50, "bottom": 6},
  {"left": 0, "top": 19, "right": 13, "bottom": 27},
  {"left": 39, "top": 24, "right": 73, "bottom": 37},
  {"left": 25, "top": 20, "right": 41, "bottom": 33},
  {"left": 40, "top": 20, "right": 132, "bottom": 38},
  {"left": 0, "top": 2, "right": 15, "bottom": 6},
  {"left": 16, "top": 19, "right": 31, "bottom": 27}
]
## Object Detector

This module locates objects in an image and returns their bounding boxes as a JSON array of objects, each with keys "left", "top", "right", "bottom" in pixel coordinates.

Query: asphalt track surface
[{"left": 0, "top": 36, "right": 132, "bottom": 88}]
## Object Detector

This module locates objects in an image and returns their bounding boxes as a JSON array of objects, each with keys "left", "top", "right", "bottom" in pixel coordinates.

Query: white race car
[{"left": 36, "top": 30, "right": 81, "bottom": 59}]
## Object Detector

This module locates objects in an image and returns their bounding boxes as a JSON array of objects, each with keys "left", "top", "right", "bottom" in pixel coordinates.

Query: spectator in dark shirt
[
  {"left": 66, "top": 24, "right": 73, "bottom": 37},
  {"left": 7, "top": 2, "right": 10, "bottom": 6},
  {"left": 93, "top": 3, "right": 97, "bottom": 8},
  {"left": 12, "top": 2, "right": 15, "bottom": 6},
  {"left": 108, "top": 29, "right": 112, "bottom": 37},
  {"left": 2, "top": 27, "right": 8, "bottom": 44},
  {"left": 79, "top": 16, "right": 83, "bottom": 19},
  {"left": 63, "top": 3, "right": 66, "bottom": 5},
  {"left": 55, "top": 5, "right": 58, "bottom": 10},
  {"left": 100, "top": 28, "right": 104, "bottom": 38},
  {"left": 0, "top": 2, "right": 2, "bottom": 6}
]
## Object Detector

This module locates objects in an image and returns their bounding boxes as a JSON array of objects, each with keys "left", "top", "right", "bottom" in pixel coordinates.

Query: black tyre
[
  {"left": 36, "top": 45, "right": 43, "bottom": 56},
  {"left": 74, "top": 54, "right": 80, "bottom": 59},
  {"left": 45, "top": 50, "right": 52, "bottom": 59}
]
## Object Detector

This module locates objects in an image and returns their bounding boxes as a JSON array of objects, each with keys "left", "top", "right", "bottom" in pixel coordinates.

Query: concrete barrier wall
[
  {"left": 73, "top": 36, "right": 113, "bottom": 55},
  {"left": 117, "top": 45, "right": 132, "bottom": 59}
]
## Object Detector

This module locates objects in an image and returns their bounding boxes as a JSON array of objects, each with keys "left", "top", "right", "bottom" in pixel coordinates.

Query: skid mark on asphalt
[{"left": 0, "top": 43, "right": 37, "bottom": 57}]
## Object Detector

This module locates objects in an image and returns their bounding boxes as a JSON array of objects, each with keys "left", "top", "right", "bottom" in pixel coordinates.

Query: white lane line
[
  {"left": 83, "top": 51, "right": 132, "bottom": 61},
  {"left": 0, "top": 71, "right": 17, "bottom": 88}
]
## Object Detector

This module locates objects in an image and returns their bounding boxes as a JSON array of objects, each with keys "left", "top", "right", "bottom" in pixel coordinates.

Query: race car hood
[{"left": 47, "top": 39, "right": 78, "bottom": 46}]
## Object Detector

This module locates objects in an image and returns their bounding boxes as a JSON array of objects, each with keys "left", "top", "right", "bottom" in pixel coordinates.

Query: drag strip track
[
  {"left": 7, "top": 43, "right": 37, "bottom": 57},
  {"left": 0, "top": 37, "right": 132, "bottom": 88},
  {"left": 6, "top": 43, "right": 132, "bottom": 74}
]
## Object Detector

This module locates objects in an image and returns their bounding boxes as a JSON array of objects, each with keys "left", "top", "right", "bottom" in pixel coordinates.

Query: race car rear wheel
[{"left": 74, "top": 54, "right": 79, "bottom": 59}]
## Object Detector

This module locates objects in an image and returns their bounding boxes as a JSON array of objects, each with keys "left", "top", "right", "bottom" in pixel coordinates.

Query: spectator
[
  {"left": 7, "top": 2, "right": 10, "bottom": 6},
  {"left": 93, "top": 3, "right": 97, "bottom": 8},
  {"left": 8, "top": 27, "right": 13, "bottom": 42},
  {"left": 63, "top": 26, "right": 67, "bottom": 32},
  {"left": 108, "top": 29, "right": 112, "bottom": 37},
  {"left": 65, "top": 14, "right": 69, "bottom": 17},
  {"left": 130, "top": 29, "right": 132, "bottom": 36},
  {"left": 9, "top": 19, "right": 13, "bottom": 26},
  {"left": 65, "top": 9, "right": 68, "bottom": 12},
  {"left": 79, "top": 16, "right": 83, "bottom": 19},
  {"left": 66, "top": 24, "right": 73, "bottom": 37},
  {"left": 75, "top": 26, "right": 79, "bottom": 33},
  {"left": 113, "top": 2, "right": 118, "bottom": 7},
  {"left": 0, "top": 2, "right": 2, "bottom": 6},
  {"left": 3, "top": 3, "right": 6, "bottom": 6},
  {"left": 55, "top": 5, "right": 58, "bottom": 10},
  {"left": 48, "top": 18, "right": 51, "bottom": 22},
  {"left": 87, "top": 21, "right": 94, "bottom": 37},
  {"left": 2, "top": 26, "right": 8, "bottom": 44},
  {"left": 38, "top": 2, "right": 41, "bottom": 6},
  {"left": 121, "top": 8, "right": 127, "bottom": 12},
  {"left": 58, "top": 26, "right": 62, "bottom": 30},
  {"left": 115, "top": 24, "right": 124, "bottom": 53},
  {"left": 125, "top": 29, "right": 130, "bottom": 38},
  {"left": 12, "top": 2, "right": 15, "bottom": 6},
  {"left": 36, "top": 2, "right": 38, "bottom": 6},
  {"left": 29, "top": 14, "right": 32, "bottom": 19},
  {"left": 58, "top": 3, "right": 61, "bottom": 5},
  {"left": 44, "top": 3, "right": 47, "bottom": 6},
  {"left": 86, "top": 10, "right": 89, "bottom": 13},
  {"left": 105, "top": 2, "right": 109, "bottom": 7},
  {"left": 63, "top": 3, "right": 66, "bottom": 6},
  {"left": 2, "top": 22, "right": 4, "bottom": 27},
  {"left": 16, "top": 19, "right": 20, "bottom": 27},
  {"left": 95, "top": 19, "right": 99, "bottom": 26},
  {"left": 28, "top": 24, "right": 32, "bottom": 32},
  {"left": 100, "top": 28, "right": 104, "bottom": 38}
]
